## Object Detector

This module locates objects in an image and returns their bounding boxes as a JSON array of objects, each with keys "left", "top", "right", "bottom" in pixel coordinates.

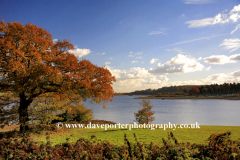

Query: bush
[
  {"left": 70, "top": 104, "right": 93, "bottom": 123},
  {"left": 51, "top": 104, "right": 93, "bottom": 124},
  {"left": 1, "top": 130, "right": 240, "bottom": 159}
]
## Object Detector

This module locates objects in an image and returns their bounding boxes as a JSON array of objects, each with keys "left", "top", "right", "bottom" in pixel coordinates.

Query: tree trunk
[{"left": 18, "top": 93, "right": 32, "bottom": 132}]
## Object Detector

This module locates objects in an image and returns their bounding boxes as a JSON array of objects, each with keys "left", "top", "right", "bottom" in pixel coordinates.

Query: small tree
[{"left": 134, "top": 99, "right": 155, "bottom": 124}]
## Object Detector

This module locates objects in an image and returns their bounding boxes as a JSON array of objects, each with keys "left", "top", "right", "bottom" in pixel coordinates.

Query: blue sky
[{"left": 1, "top": 0, "right": 240, "bottom": 92}]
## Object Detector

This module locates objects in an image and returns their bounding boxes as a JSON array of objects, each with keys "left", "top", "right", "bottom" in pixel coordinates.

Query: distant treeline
[{"left": 116, "top": 83, "right": 240, "bottom": 95}]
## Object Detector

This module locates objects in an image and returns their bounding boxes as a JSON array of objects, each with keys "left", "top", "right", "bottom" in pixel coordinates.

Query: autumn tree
[
  {"left": 189, "top": 87, "right": 200, "bottom": 95},
  {"left": 0, "top": 20, "right": 115, "bottom": 131},
  {"left": 134, "top": 99, "right": 155, "bottom": 124}
]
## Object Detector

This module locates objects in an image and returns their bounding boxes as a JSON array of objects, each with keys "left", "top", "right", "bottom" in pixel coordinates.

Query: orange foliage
[
  {"left": 189, "top": 87, "right": 200, "bottom": 95},
  {"left": 0, "top": 20, "right": 116, "bottom": 130}
]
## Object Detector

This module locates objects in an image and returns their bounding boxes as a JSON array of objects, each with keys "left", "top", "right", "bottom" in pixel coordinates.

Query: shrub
[
  {"left": 0, "top": 131, "right": 239, "bottom": 159},
  {"left": 69, "top": 104, "right": 93, "bottom": 123}
]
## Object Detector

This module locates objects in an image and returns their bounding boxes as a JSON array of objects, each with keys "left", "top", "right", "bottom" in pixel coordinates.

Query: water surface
[{"left": 82, "top": 96, "right": 240, "bottom": 126}]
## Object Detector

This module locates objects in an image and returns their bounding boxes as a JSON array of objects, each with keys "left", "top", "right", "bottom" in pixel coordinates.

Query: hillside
[
  {"left": 116, "top": 85, "right": 201, "bottom": 95},
  {"left": 115, "top": 83, "right": 240, "bottom": 96}
]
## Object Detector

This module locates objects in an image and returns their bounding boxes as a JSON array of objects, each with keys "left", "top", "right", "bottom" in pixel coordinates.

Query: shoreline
[{"left": 134, "top": 96, "right": 240, "bottom": 100}]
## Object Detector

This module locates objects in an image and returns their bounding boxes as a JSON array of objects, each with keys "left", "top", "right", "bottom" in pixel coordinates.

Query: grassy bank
[
  {"left": 3, "top": 125, "right": 238, "bottom": 147},
  {"left": 134, "top": 95, "right": 240, "bottom": 100},
  {"left": 1, "top": 124, "right": 240, "bottom": 159}
]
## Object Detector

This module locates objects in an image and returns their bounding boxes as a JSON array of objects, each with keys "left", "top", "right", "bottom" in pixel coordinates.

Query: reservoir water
[{"left": 82, "top": 95, "right": 240, "bottom": 126}]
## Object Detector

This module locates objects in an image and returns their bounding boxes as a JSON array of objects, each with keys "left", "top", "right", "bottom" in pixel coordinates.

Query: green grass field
[{"left": 26, "top": 125, "right": 240, "bottom": 146}]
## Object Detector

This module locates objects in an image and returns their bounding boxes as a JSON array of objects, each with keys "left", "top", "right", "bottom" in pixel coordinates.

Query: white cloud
[
  {"left": 231, "top": 4, "right": 240, "bottom": 12},
  {"left": 164, "top": 48, "right": 186, "bottom": 54},
  {"left": 212, "top": 13, "right": 229, "bottom": 24},
  {"left": 230, "top": 5, "right": 240, "bottom": 22},
  {"left": 53, "top": 39, "right": 58, "bottom": 43},
  {"left": 186, "top": 4, "right": 240, "bottom": 28},
  {"left": 105, "top": 62, "right": 111, "bottom": 65},
  {"left": 105, "top": 65, "right": 240, "bottom": 92},
  {"left": 148, "top": 28, "right": 168, "bottom": 35},
  {"left": 148, "top": 31, "right": 165, "bottom": 35},
  {"left": 128, "top": 52, "right": 143, "bottom": 58},
  {"left": 142, "top": 76, "right": 169, "bottom": 85},
  {"left": 201, "top": 72, "right": 240, "bottom": 84},
  {"left": 96, "top": 52, "right": 106, "bottom": 55},
  {"left": 105, "top": 66, "right": 150, "bottom": 80},
  {"left": 173, "top": 48, "right": 186, "bottom": 54},
  {"left": 230, "top": 53, "right": 240, "bottom": 61},
  {"left": 204, "top": 55, "right": 228, "bottom": 64},
  {"left": 233, "top": 70, "right": 240, "bottom": 77},
  {"left": 186, "top": 18, "right": 214, "bottom": 28},
  {"left": 159, "top": 33, "right": 228, "bottom": 48},
  {"left": 68, "top": 48, "right": 91, "bottom": 58},
  {"left": 168, "top": 71, "right": 240, "bottom": 87},
  {"left": 135, "top": 56, "right": 143, "bottom": 59},
  {"left": 164, "top": 49, "right": 172, "bottom": 51},
  {"left": 231, "top": 24, "right": 240, "bottom": 34},
  {"left": 110, "top": 57, "right": 113, "bottom": 60},
  {"left": 105, "top": 66, "right": 169, "bottom": 92},
  {"left": 183, "top": 0, "right": 215, "bottom": 4},
  {"left": 132, "top": 61, "right": 138, "bottom": 64},
  {"left": 204, "top": 54, "right": 240, "bottom": 64},
  {"left": 150, "top": 58, "right": 158, "bottom": 64},
  {"left": 220, "top": 38, "right": 240, "bottom": 52},
  {"left": 205, "top": 66, "right": 212, "bottom": 71},
  {"left": 206, "top": 73, "right": 228, "bottom": 81},
  {"left": 149, "top": 54, "right": 204, "bottom": 75}
]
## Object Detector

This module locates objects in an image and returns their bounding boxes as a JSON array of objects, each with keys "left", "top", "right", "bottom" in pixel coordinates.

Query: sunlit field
[{"left": 2, "top": 125, "right": 238, "bottom": 146}]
